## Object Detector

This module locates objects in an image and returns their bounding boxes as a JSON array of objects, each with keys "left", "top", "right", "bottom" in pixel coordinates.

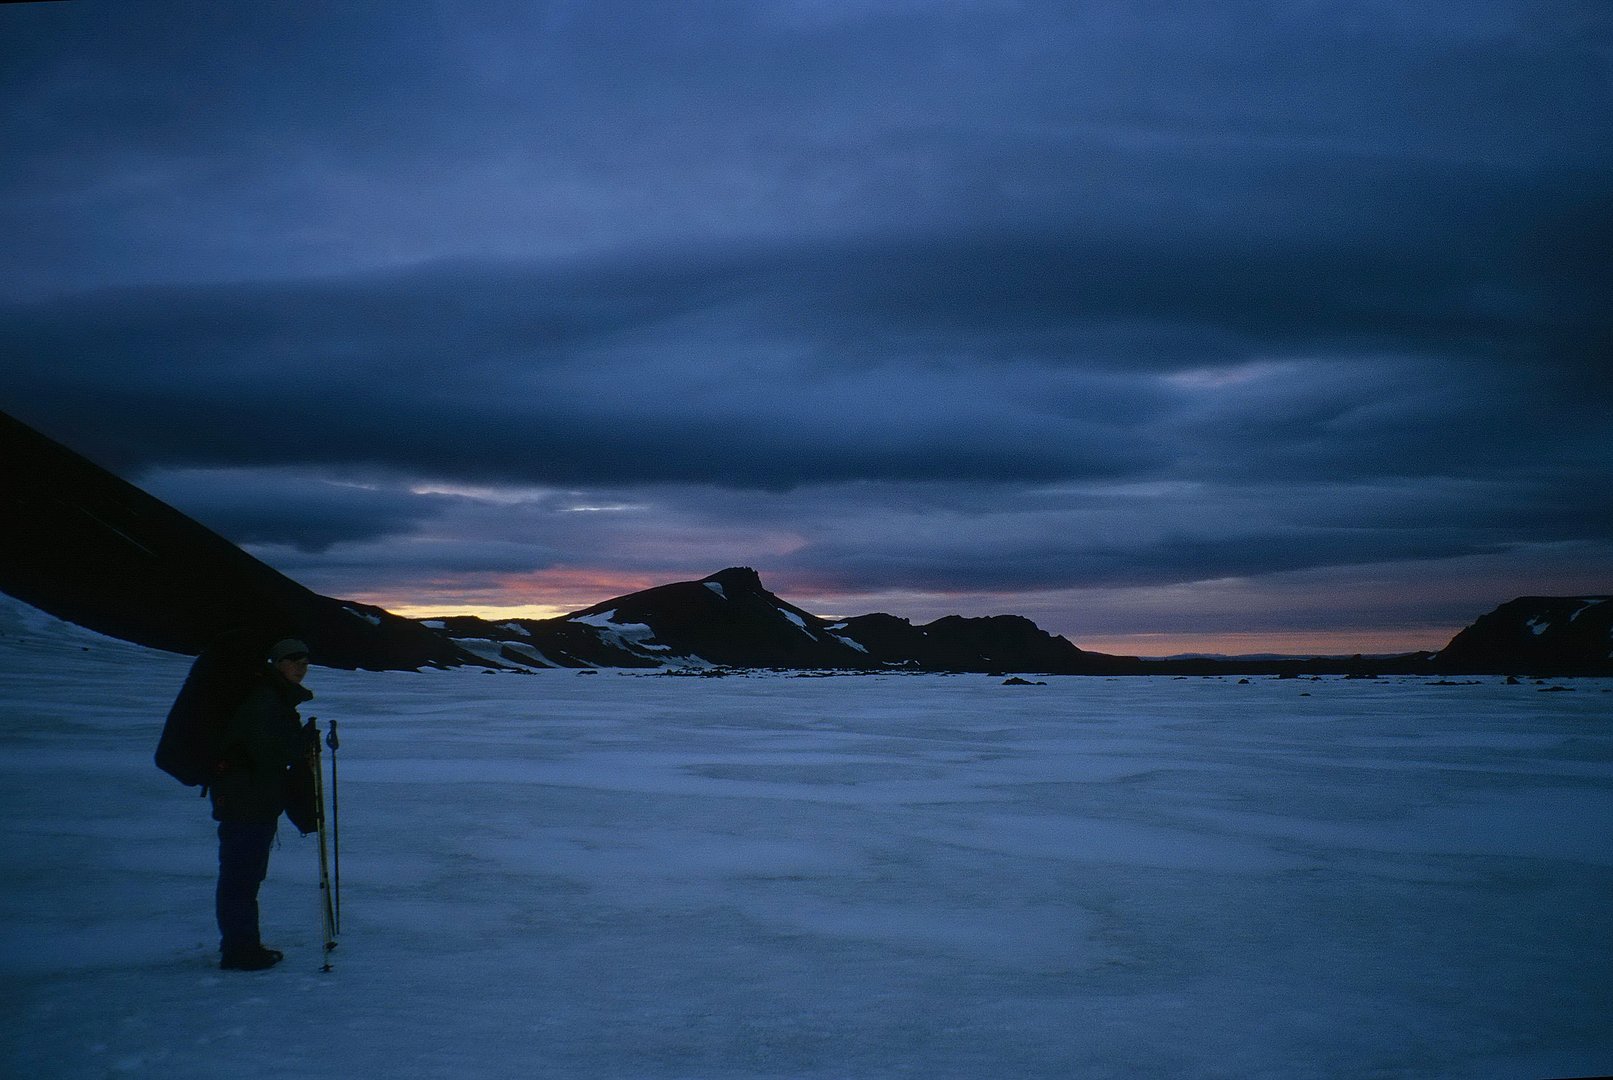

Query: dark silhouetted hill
[
  {"left": 0, "top": 410, "right": 475, "bottom": 670},
  {"left": 827, "top": 611, "right": 1123, "bottom": 672},
  {"left": 1434, "top": 596, "right": 1612, "bottom": 675},
  {"left": 427, "top": 568, "right": 1128, "bottom": 673}
]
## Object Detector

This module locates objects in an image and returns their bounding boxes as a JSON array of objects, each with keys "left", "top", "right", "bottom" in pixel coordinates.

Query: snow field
[{"left": 2, "top": 600, "right": 1611, "bottom": 1079}]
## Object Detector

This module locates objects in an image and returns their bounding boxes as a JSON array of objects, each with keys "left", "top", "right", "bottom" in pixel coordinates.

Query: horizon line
[{"left": 360, "top": 597, "right": 1456, "bottom": 660}]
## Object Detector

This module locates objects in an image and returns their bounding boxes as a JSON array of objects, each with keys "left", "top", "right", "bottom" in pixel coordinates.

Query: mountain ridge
[
  {"left": 424, "top": 568, "right": 1613, "bottom": 677},
  {"left": 3, "top": 409, "right": 1609, "bottom": 675}
]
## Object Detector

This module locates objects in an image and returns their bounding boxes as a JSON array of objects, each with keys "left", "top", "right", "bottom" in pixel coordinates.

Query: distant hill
[
  {"left": 2, "top": 409, "right": 1608, "bottom": 676},
  {"left": 428, "top": 566, "right": 1129, "bottom": 674},
  {"left": 1434, "top": 596, "right": 1613, "bottom": 676}
]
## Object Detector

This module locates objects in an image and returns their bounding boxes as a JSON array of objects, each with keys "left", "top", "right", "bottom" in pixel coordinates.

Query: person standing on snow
[{"left": 208, "top": 637, "right": 316, "bottom": 971}]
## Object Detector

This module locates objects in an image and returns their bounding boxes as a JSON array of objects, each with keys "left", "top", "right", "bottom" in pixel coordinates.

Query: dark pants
[{"left": 216, "top": 821, "right": 276, "bottom": 954}]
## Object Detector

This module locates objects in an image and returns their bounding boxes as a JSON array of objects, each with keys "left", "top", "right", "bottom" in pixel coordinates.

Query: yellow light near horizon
[
  {"left": 377, "top": 602, "right": 579, "bottom": 622},
  {"left": 341, "top": 569, "right": 668, "bottom": 624}
]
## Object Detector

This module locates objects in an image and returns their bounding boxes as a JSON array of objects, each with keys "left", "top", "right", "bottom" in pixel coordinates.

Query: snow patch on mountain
[
  {"left": 498, "top": 641, "right": 557, "bottom": 667},
  {"left": 1529, "top": 599, "right": 1606, "bottom": 637},
  {"left": 821, "top": 620, "right": 868, "bottom": 653},
  {"left": 780, "top": 608, "right": 817, "bottom": 639},
  {"left": 572, "top": 610, "right": 671, "bottom": 653},
  {"left": 442, "top": 637, "right": 511, "bottom": 666},
  {"left": 829, "top": 632, "right": 868, "bottom": 654},
  {"left": 343, "top": 605, "right": 382, "bottom": 626}
]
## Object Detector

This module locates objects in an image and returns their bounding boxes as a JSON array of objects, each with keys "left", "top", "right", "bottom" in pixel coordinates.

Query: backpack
[{"left": 155, "top": 630, "right": 273, "bottom": 791}]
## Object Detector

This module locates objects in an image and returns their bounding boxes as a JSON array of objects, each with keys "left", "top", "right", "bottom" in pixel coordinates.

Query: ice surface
[{"left": 2, "top": 595, "right": 1611, "bottom": 1079}]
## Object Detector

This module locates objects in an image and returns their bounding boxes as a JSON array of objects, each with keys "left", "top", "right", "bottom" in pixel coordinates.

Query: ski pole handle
[{"left": 327, "top": 717, "right": 339, "bottom": 751}]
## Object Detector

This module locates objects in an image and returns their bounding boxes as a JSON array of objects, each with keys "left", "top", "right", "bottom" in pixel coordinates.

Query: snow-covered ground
[{"left": 2, "top": 595, "right": 1610, "bottom": 1080}]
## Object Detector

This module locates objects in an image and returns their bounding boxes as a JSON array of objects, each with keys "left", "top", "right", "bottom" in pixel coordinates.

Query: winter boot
[{"left": 220, "top": 944, "right": 283, "bottom": 971}]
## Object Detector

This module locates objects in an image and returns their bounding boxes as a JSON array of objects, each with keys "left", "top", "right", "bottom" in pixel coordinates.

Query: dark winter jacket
[{"left": 209, "top": 669, "right": 314, "bottom": 825}]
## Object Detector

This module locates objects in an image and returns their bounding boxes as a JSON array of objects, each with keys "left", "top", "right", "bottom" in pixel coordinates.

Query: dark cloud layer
[
  {"left": 3, "top": 246, "right": 1603, "bottom": 491},
  {"left": 3, "top": 1, "right": 1610, "bottom": 648},
  {"left": 137, "top": 468, "right": 459, "bottom": 553}
]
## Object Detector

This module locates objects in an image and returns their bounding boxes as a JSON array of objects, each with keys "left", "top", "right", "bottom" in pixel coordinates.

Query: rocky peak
[{"left": 702, "top": 567, "right": 766, "bottom": 595}]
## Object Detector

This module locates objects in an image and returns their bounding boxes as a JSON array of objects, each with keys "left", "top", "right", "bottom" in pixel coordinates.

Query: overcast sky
[{"left": 4, "top": 1, "right": 1610, "bottom": 654}]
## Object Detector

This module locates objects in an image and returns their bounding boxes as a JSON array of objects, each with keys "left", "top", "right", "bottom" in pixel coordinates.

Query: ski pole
[
  {"left": 308, "top": 717, "right": 337, "bottom": 971},
  {"left": 327, "top": 718, "right": 340, "bottom": 933}
]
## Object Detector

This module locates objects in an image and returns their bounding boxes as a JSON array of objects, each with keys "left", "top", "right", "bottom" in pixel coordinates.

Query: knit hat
[{"left": 269, "top": 638, "right": 310, "bottom": 663}]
